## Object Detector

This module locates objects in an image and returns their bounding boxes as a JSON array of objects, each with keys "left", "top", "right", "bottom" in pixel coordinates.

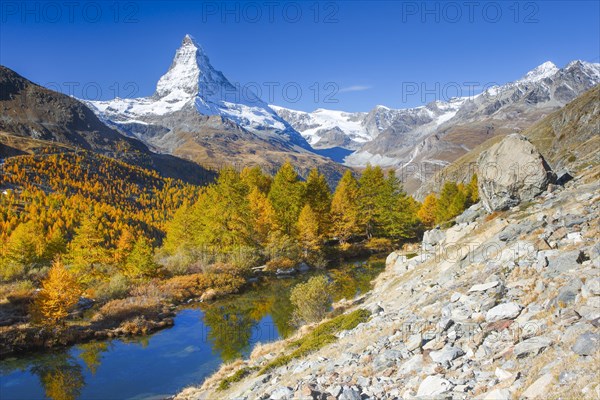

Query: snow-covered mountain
[
  {"left": 274, "top": 60, "right": 599, "bottom": 192},
  {"left": 86, "top": 43, "right": 599, "bottom": 191},
  {"left": 272, "top": 99, "right": 467, "bottom": 151},
  {"left": 85, "top": 35, "right": 346, "bottom": 182},
  {"left": 269, "top": 106, "right": 369, "bottom": 150},
  {"left": 87, "top": 34, "right": 309, "bottom": 150}
]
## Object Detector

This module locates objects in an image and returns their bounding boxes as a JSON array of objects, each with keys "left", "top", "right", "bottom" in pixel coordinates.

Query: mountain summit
[
  {"left": 155, "top": 34, "right": 216, "bottom": 98},
  {"left": 516, "top": 61, "right": 559, "bottom": 84},
  {"left": 86, "top": 35, "right": 343, "bottom": 181},
  {"left": 154, "top": 34, "right": 263, "bottom": 111},
  {"left": 88, "top": 34, "right": 305, "bottom": 147}
]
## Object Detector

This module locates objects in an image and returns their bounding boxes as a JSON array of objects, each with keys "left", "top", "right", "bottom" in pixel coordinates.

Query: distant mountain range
[
  {"left": 1, "top": 34, "right": 598, "bottom": 191},
  {"left": 274, "top": 60, "right": 599, "bottom": 191}
]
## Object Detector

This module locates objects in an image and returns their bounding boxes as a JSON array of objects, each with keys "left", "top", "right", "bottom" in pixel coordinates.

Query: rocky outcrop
[
  {"left": 177, "top": 166, "right": 600, "bottom": 400},
  {"left": 477, "top": 134, "right": 555, "bottom": 211}
]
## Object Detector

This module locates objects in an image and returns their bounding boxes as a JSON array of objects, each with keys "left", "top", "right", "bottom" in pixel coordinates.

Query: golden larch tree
[{"left": 32, "top": 259, "right": 82, "bottom": 327}]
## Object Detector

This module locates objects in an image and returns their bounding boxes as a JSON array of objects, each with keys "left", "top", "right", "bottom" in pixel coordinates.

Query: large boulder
[{"left": 477, "top": 134, "right": 554, "bottom": 211}]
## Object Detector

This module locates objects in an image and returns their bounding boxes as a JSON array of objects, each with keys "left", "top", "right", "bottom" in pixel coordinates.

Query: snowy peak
[
  {"left": 565, "top": 60, "right": 600, "bottom": 78},
  {"left": 155, "top": 34, "right": 225, "bottom": 99},
  {"left": 517, "top": 61, "right": 559, "bottom": 84},
  {"left": 86, "top": 34, "right": 311, "bottom": 150}
]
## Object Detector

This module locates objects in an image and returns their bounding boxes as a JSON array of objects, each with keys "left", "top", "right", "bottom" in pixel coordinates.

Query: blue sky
[{"left": 1, "top": 1, "right": 598, "bottom": 112}]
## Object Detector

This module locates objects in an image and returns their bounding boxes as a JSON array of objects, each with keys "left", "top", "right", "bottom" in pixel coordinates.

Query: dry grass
[
  {"left": 485, "top": 210, "right": 506, "bottom": 222},
  {"left": 198, "top": 359, "right": 245, "bottom": 391},
  {"left": 92, "top": 285, "right": 164, "bottom": 327},
  {"left": 160, "top": 272, "right": 245, "bottom": 302}
]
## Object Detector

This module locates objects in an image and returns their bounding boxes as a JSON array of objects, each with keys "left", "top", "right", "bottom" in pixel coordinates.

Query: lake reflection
[{"left": 0, "top": 257, "right": 384, "bottom": 400}]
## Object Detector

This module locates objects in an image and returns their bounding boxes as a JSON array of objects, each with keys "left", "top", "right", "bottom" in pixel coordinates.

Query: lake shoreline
[
  {"left": 1, "top": 255, "right": 389, "bottom": 400},
  {"left": 0, "top": 250, "right": 388, "bottom": 358}
]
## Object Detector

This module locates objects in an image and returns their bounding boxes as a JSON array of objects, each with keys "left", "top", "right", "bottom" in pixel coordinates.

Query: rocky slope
[{"left": 176, "top": 137, "right": 600, "bottom": 399}]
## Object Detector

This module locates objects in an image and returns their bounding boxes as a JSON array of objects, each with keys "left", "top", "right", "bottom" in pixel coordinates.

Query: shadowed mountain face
[
  {"left": 0, "top": 65, "right": 147, "bottom": 156},
  {"left": 0, "top": 66, "right": 215, "bottom": 185}
]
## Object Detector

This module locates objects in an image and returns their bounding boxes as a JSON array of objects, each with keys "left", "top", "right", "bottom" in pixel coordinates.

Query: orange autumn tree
[
  {"left": 32, "top": 259, "right": 82, "bottom": 327},
  {"left": 417, "top": 194, "right": 438, "bottom": 229}
]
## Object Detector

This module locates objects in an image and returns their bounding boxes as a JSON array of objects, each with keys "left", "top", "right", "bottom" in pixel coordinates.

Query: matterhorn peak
[
  {"left": 517, "top": 61, "right": 559, "bottom": 84},
  {"left": 154, "top": 34, "right": 223, "bottom": 99},
  {"left": 181, "top": 33, "right": 199, "bottom": 46}
]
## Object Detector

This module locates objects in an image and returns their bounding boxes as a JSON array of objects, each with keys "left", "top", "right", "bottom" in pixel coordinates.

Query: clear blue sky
[{"left": 1, "top": 1, "right": 598, "bottom": 112}]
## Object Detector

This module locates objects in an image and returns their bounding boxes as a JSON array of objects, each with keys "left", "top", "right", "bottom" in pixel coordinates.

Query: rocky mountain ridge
[
  {"left": 414, "top": 84, "right": 600, "bottom": 201},
  {"left": 274, "top": 61, "right": 599, "bottom": 192}
]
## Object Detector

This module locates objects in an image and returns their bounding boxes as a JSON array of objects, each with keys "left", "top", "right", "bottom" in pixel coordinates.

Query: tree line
[
  {"left": 1, "top": 151, "right": 478, "bottom": 328},
  {"left": 161, "top": 161, "right": 422, "bottom": 272}
]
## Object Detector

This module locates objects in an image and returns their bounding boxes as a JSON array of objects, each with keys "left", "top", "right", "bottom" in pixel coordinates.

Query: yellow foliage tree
[
  {"left": 417, "top": 194, "right": 438, "bottom": 229},
  {"left": 297, "top": 204, "right": 322, "bottom": 258},
  {"left": 32, "top": 259, "right": 82, "bottom": 327},
  {"left": 114, "top": 226, "right": 135, "bottom": 265},
  {"left": 248, "top": 187, "right": 279, "bottom": 245},
  {"left": 330, "top": 170, "right": 361, "bottom": 243}
]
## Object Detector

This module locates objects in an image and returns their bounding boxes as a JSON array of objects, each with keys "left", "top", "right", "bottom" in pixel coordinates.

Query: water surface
[{"left": 0, "top": 257, "right": 384, "bottom": 400}]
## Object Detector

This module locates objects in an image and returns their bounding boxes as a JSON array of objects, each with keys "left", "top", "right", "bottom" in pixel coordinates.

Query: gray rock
[
  {"left": 297, "top": 262, "right": 310, "bottom": 273},
  {"left": 399, "top": 354, "right": 424, "bottom": 375},
  {"left": 571, "top": 332, "right": 599, "bottom": 356},
  {"left": 339, "top": 387, "right": 361, "bottom": 400},
  {"left": 429, "top": 345, "right": 465, "bottom": 364},
  {"left": 385, "top": 251, "right": 402, "bottom": 267},
  {"left": 356, "top": 375, "right": 370, "bottom": 388},
  {"left": 546, "top": 250, "right": 585, "bottom": 275},
  {"left": 422, "top": 228, "right": 446, "bottom": 251},
  {"left": 495, "top": 367, "right": 513, "bottom": 381},
  {"left": 392, "top": 255, "right": 409, "bottom": 273},
  {"left": 270, "top": 386, "right": 293, "bottom": 400},
  {"left": 416, "top": 375, "right": 453, "bottom": 397},
  {"left": 514, "top": 336, "right": 553, "bottom": 357},
  {"left": 407, "top": 253, "right": 433, "bottom": 267},
  {"left": 556, "top": 279, "right": 582, "bottom": 307},
  {"left": 276, "top": 267, "right": 296, "bottom": 276},
  {"left": 562, "top": 214, "right": 587, "bottom": 228},
  {"left": 406, "top": 333, "right": 422, "bottom": 351},
  {"left": 577, "top": 305, "right": 600, "bottom": 321},
  {"left": 367, "top": 302, "right": 384, "bottom": 315},
  {"left": 469, "top": 281, "right": 499, "bottom": 292},
  {"left": 486, "top": 302, "right": 522, "bottom": 323},
  {"left": 498, "top": 223, "right": 527, "bottom": 241},
  {"left": 583, "top": 277, "right": 600, "bottom": 296},
  {"left": 522, "top": 373, "right": 554, "bottom": 399},
  {"left": 373, "top": 349, "right": 402, "bottom": 369},
  {"left": 477, "top": 134, "right": 554, "bottom": 212},
  {"left": 455, "top": 203, "right": 485, "bottom": 224},
  {"left": 499, "top": 240, "right": 536, "bottom": 264},
  {"left": 327, "top": 385, "right": 342, "bottom": 398}
]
